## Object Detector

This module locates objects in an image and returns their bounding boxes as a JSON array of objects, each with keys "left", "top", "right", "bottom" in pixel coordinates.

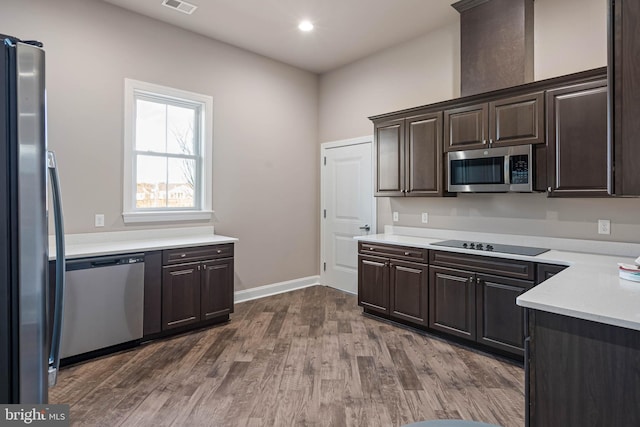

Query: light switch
[
  {"left": 95, "top": 214, "right": 105, "bottom": 227},
  {"left": 393, "top": 212, "right": 399, "bottom": 222},
  {"left": 421, "top": 213, "right": 429, "bottom": 223}
]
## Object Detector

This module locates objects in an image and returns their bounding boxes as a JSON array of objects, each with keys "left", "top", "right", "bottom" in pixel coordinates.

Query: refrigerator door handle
[{"left": 47, "top": 151, "right": 65, "bottom": 387}]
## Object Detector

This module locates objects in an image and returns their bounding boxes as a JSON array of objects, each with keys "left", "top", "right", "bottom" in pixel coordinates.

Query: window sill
[{"left": 122, "top": 210, "right": 213, "bottom": 224}]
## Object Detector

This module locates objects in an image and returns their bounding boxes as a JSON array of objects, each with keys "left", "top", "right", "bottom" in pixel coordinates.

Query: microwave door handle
[
  {"left": 504, "top": 158, "right": 511, "bottom": 184},
  {"left": 504, "top": 155, "right": 511, "bottom": 185}
]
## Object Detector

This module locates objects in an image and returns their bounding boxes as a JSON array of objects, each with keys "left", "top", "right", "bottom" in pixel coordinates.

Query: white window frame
[{"left": 123, "top": 79, "right": 213, "bottom": 223}]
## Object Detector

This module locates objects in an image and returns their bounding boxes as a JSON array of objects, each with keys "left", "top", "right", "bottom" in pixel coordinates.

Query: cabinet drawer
[
  {"left": 163, "top": 244, "right": 234, "bottom": 265},
  {"left": 430, "top": 250, "right": 534, "bottom": 280},
  {"left": 358, "top": 242, "right": 428, "bottom": 263}
]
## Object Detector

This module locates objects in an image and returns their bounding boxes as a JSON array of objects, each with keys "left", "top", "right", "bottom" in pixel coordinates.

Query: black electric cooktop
[{"left": 432, "top": 239, "right": 549, "bottom": 257}]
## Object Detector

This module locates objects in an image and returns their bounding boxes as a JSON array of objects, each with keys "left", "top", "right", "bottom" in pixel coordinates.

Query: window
[{"left": 123, "top": 79, "right": 213, "bottom": 223}]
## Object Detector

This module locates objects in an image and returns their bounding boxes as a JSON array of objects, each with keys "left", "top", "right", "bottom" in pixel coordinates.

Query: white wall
[
  {"left": 534, "top": 0, "right": 608, "bottom": 79},
  {"left": 0, "top": 0, "right": 320, "bottom": 290},
  {"left": 318, "top": 23, "right": 460, "bottom": 143},
  {"left": 319, "top": 0, "right": 640, "bottom": 243}
]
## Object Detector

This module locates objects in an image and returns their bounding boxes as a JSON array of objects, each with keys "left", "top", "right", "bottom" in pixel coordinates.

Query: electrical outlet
[
  {"left": 421, "top": 212, "right": 429, "bottom": 224},
  {"left": 393, "top": 211, "right": 399, "bottom": 222},
  {"left": 95, "top": 214, "right": 105, "bottom": 227},
  {"left": 598, "top": 219, "right": 610, "bottom": 235}
]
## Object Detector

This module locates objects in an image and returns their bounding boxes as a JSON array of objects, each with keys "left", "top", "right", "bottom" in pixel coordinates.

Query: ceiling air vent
[{"left": 162, "top": 0, "right": 198, "bottom": 15}]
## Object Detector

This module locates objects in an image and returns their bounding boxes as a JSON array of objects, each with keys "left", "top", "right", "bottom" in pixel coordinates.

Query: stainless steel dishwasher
[{"left": 61, "top": 253, "right": 145, "bottom": 359}]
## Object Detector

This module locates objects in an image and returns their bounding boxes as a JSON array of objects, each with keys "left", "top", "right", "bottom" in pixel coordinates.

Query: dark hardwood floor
[{"left": 50, "top": 286, "right": 524, "bottom": 426}]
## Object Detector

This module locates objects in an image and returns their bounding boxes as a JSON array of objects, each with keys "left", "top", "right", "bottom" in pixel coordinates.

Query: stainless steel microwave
[{"left": 447, "top": 145, "right": 533, "bottom": 192}]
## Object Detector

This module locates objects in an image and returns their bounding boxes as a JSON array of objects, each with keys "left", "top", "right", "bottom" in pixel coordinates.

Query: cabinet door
[
  {"left": 489, "top": 92, "right": 544, "bottom": 147},
  {"left": 358, "top": 255, "right": 389, "bottom": 315},
  {"left": 162, "top": 262, "right": 201, "bottom": 330},
  {"left": 476, "top": 273, "right": 533, "bottom": 356},
  {"left": 443, "top": 103, "right": 488, "bottom": 152},
  {"left": 375, "top": 119, "right": 405, "bottom": 196},
  {"left": 389, "top": 260, "right": 428, "bottom": 326},
  {"left": 612, "top": 0, "right": 640, "bottom": 195},
  {"left": 536, "top": 263, "right": 567, "bottom": 285},
  {"left": 201, "top": 258, "right": 234, "bottom": 321},
  {"left": 406, "top": 112, "right": 443, "bottom": 196},
  {"left": 429, "top": 266, "right": 476, "bottom": 340},
  {"left": 546, "top": 80, "right": 609, "bottom": 197}
]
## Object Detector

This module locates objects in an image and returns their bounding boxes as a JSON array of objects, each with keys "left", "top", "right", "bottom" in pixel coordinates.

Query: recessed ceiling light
[{"left": 298, "top": 20, "right": 314, "bottom": 32}]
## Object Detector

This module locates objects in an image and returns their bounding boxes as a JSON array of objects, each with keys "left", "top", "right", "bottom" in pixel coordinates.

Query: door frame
[{"left": 320, "top": 135, "right": 376, "bottom": 293}]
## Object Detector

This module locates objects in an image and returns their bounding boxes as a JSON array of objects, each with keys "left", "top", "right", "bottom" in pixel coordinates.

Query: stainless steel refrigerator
[{"left": 0, "top": 34, "right": 66, "bottom": 403}]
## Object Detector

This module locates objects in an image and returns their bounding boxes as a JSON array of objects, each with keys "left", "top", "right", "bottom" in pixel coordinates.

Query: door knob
[{"left": 359, "top": 224, "right": 371, "bottom": 231}]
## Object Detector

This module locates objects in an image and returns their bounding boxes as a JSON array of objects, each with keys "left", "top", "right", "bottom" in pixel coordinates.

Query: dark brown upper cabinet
[
  {"left": 374, "top": 119, "right": 404, "bottom": 196},
  {"left": 443, "top": 103, "right": 488, "bottom": 151},
  {"left": 444, "top": 92, "right": 544, "bottom": 152},
  {"left": 546, "top": 79, "right": 609, "bottom": 197},
  {"left": 610, "top": 0, "right": 640, "bottom": 195},
  {"left": 374, "top": 112, "right": 443, "bottom": 197}
]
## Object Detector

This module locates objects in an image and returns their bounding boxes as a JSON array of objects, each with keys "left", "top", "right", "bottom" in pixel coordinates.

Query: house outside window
[{"left": 123, "top": 79, "right": 213, "bottom": 223}]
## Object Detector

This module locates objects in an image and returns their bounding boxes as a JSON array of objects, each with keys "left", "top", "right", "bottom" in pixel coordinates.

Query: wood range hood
[{"left": 452, "top": 0, "right": 534, "bottom": 97}]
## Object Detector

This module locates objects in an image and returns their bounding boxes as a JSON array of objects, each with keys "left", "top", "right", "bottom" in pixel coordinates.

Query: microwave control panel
[{"left": 510, "top": 155, "right": 529, "bottom": 184}]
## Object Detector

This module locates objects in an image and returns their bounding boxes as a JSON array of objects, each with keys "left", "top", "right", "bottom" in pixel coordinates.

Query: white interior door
[{"left": 321, "top": 138, "right": 374, "bottom": 294}]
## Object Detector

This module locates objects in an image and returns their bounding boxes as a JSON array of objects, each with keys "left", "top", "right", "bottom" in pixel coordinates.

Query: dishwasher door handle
[{"left": 91, "top": 259, "right": 120, "bottom": 268}]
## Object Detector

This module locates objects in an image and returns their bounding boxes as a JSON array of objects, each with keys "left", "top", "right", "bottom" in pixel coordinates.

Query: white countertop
[
  {"left": 49, "top": 226, "right": 237, "bottom": 260},
  {"left": 356, "top": 227, "right": 640, "bottom": 332}
]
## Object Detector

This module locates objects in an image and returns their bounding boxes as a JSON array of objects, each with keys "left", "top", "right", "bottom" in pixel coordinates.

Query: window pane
[
  {"left": 136, "top": 155, "right": 167, "bottom": 208},
  {"left": 136, "top": 99, "right": 166, "bottom": 153},
  {"left": 168, "top": 158, "right": 196, "bottom": 208},
  {"left": 166, "top": 105, "right": 196, "bottom": 155}
]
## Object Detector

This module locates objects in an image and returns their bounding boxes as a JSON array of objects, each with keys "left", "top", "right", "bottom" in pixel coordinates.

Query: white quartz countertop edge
[
  {"left": 356, "top": 233, "right": 640, "bottom": 331},
  {"left": 49, "top": 227, "right": 237, "bottom": 260}
]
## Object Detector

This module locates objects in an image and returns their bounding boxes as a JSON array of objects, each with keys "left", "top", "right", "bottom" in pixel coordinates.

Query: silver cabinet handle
[
  {"left": 359, "top": 224, "right": 371, "bottom": 231},
  {"left": 180, "top": 253, "right": 186, "bottom": 258},
  {"left": 217, "top": 250, "right": 222, "bottom": 254},
  {"left": 547, "top": 187, "right": 552, "bottom": 193},
  {"left": 404, "top": 252, "right": 410, "bottom": 256}
]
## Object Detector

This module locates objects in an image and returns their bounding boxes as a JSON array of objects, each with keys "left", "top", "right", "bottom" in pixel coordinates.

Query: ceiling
[{"left": 101, "top": 0, "right": 459, "bottom": 74}]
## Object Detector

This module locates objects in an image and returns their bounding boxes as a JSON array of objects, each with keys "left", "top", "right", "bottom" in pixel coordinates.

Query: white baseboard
[{"left": 234, "top": 275, "right": 320, "bottom": 304}]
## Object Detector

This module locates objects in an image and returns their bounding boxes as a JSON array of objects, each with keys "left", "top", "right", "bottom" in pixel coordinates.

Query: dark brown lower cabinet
[
  {"left": 201, "top": 258, "right": 234, "bottom": 320},
  {"left": 162, "top": 262, "right": 201, "bottom": 330},
  {"left": 358, "top": 243, "right": 428, "bottom": 326},
  {"left": 429, "top": 266, "right": 533, "bottom": 355},
  {"left": 429, "top": 266, "right": 476, "bottom": 339},
  {"left": 526, "top": 310, "right": 640, "bottom": 426},
  {"left": 357, "top": 244, "right": 569, "bottom": 360},
  {"left": 160, "top": 244, "right": 235, "bottom": 332},
  {"left": 476, "top": 273, "right": 533, "bottom": 355},
  {"left": 429, "top": 251, "right": 535, "bottom": 356},
  {"left": 358, "top": 255, "right": 389, "bottom": 315},
  {"left": 389, "top": 260, "right": 428, "bottom": 325}
]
